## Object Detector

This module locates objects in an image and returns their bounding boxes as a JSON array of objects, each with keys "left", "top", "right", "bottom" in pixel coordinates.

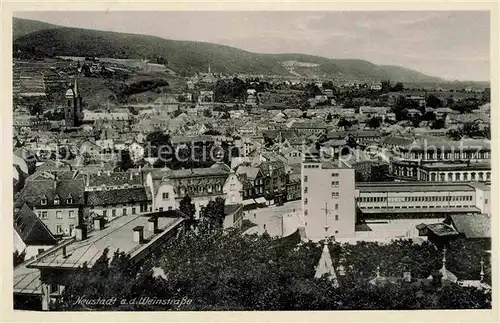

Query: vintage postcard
[{"left": 2, "top": 1, "right": 498, "bottom": 322}]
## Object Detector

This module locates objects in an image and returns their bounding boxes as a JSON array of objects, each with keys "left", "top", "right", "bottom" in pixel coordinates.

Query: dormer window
[
  {"left": 67, "top": 194, "right": 73, "bottom": 204},
  {"left": 41, "top": 196, "right": 47, "bottom": 206}
]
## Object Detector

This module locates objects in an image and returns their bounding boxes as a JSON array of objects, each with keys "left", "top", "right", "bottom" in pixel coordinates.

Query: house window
[
  {"left": 159, "top": 207, "right": 164, "bottom": 212},
  {"left": 335, "top": 203, "right": 338, "bottom": 210},
  {"left": 56, "top": 225, "right": 63, "bottom": 234},
  {"left": 103, "top": 210, "right": 107, "bottom": 217},
  {"left": 304, "top": 209, "right": 308, "bottom": 216},
  {"left": 41, "top": 197, "right": 47, "bottom": 206},
  {"left": 304, "top": 176, "right": 308, "bottom": 183},
  {"left": 69, "top": 210, "right": 75, "bottom": 218},
  {"left": 335, "top": 230, "right": 339, "bottom": 234},
  {"left": 54, "top": 196, "right": 60, "bottom": 205},
  {"left": 132, "top": 207, "right": 136, "bottom": 214},
  {"left": 331, "top": 181, "right": 339, "bottom": 188},
  {"left": 230, "top": 184, "right": 235, "bottom": 189},
  {"left": 162, "top": 192, "right": 169, "bottom": 200},
  {"left": 56, "top": 211, "right": 63, "bottom": 219},
  {"left": 50, "top": 284, "right": 59, "bottom": 294},
  {"left": 332, "top": 192, "right": 339, "bottom": 199},
  {"left": 485, "top": 199, "right": 488, "bottom": 205},
  {"left": 67, "top": 197, "right": 73, "bottom": 204},
  {"left": 304, "top": 198, "right": 308, "bottom": 205},
  {"left": 335, "top": 214, "right": 339, "bottom": 221},
  {"left": 123, "top": 208, "right": 127, "bottom": 216},
  {"left": 332, "top": 173, "right": 339, "bottom": 177},
  {"left": 304, "top": 187, "right": 308, "bottom": 193},
  {"left": 112, "top": 209, "right": 116, "bottom": 217},
  {"left": 168, "top": 206, "right": 173, "bottom": 211},
  {"left": 69, "top": 224, "right": 75, "bottom": 235},
  {"left": 41, "top": 211, "right": 48, "bottom": 219}
]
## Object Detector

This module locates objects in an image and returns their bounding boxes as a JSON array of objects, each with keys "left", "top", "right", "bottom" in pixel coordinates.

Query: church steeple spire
[
  {"left": 208, "top": 63, "right": 211, "bottom": 74},
  {"left": 314, "top": 240, "right": 338, "bottom": 287}
]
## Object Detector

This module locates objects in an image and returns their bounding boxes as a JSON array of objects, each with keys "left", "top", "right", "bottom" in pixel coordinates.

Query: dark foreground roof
[{"left": 14, "top": 204, "right": 57, "bottom": 245}]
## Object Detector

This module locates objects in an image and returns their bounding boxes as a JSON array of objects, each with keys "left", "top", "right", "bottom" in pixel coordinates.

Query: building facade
[
  {"left": 301, "top": 156, "right": 356, "bottom": 240},
  {"left": 355, "top": 182, "right": 490, "bottom": 219},
  {"left": 147, "top": 163, "right": 231, "bottom": 217},
  {"left": 391, "top": 139, "right": 491, "bottom": 183},
  {"left": 14, "top": 171, "right": 85, "bottom": 237}
]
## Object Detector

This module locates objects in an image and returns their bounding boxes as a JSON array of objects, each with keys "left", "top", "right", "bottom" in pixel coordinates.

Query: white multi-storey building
[{"left": 301, "top": 155, "right": 356, "bottom": 240}]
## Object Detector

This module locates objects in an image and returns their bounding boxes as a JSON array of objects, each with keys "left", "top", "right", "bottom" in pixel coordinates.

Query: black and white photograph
[{"left": 8, "top": 8, "right": 495, "bottom": 314}]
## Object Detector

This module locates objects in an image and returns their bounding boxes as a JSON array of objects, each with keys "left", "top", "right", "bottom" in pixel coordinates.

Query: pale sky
[{"left": 14, "top": 11, "right": 490, "bottom": 81}]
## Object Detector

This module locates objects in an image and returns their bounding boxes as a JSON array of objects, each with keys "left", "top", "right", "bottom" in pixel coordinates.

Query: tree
[
  {"left": 367, "top": 116, "right": 382, "bottom": 129},
  {"left": 422, "top": 111, "right": 437, "bottom": 121},
  {"left": 28, "top": 102, "right": 43, "bottom": 116},
  {"left": 392, "top": 82, "right": 404, "bottom": 92},
  {"left": 461, "top": 122, "right": 480, "bottom": 138},
  {"left": 203, "top": 109, "right": 212, "bottom": 118},
  {"left": 117, "top": 150, "right": 135, "bottom": 171},
  {"left": 337, "top": 118, "right": 352, "bottom": 130},
  {"left": 447, "top": 129, "right": 462, "bottom": 141},
  {"left": 200, "top": 197, "right": 226, "bottom": 233},
  {"left": 146, "top": 131, "right": 172, "bottom": 159},
  {"left": 381, "top": 80, "right": 392, "bottom": 93},
  {"left": 426, "top": 94, "right": 443, "bottom": 109},
  {"left": 430, "top": 119, "right": 445, "bottom": 130},
  {"left": 179, "top": 195, "right": 196, "bottom": 229},
  {"left": 51, "top": 232, "right": 491, "bottom": 311}
]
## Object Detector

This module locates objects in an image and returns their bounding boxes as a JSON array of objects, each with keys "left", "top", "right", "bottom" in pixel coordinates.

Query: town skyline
[{"left": 14, "top": 11, "right": 490, "bottom": 82}]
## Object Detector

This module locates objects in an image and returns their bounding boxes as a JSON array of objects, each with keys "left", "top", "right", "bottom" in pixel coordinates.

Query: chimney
[
  {"left": 148, "top": 217, "right": 158, "bottom": 233},
  {"left": 93, "top": 217, "right": 103, "bottom": 231},
  {"left": 75, "top": 226, "right": 87, "bottom": 241},
  {"left": 133, "top": 226, "right": 144, "bottom": 243},
  {"left": 403, "top": 271, "right": 411, "bottom": 282},
  {"left": 62, "top": 245, "right": 68, "bottom": 258}
]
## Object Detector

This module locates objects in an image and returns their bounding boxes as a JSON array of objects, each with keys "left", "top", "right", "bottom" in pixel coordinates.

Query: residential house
[
  {"left": 359, "top": 106, "right": 389, "bottom": 118},
  {"left": 406, "top": 109, "right": 422, "bottom": 118},
  {"left": 147, "top": 163, "right": 231, "bottom": 217},
  {"left": 236, "top": 165, "right": 265, "bottom": 200},
  {"left": 259, "top": 160, "right": 288, "bottom": 205},
  {"left": 85, "top": 171, "right": 143, "bottom": 191},
  {"left": 290, "top": 121, "right": 328, "bottom": 135},
  {"left": 443, "top": 213, "right": 490, "bottom": 245},
  {"left": 154, "top": 96, "right": 179, "bottom": 114},
  {"left": 14, "top": 171, "right": 85, "bottom": 237},
  {"left": 286, "top": 164, "right": 301, "bottom": 202},
  {"left": 86, "top": 187, "right": 150, "bottom": 221},
  {"left": 434, "top": 107, "right": 455, "bottom": 119},
  {"left": 198, "top": 91, "right": 214, "bottom": 103},
  {"left": 223, "top": 171, "right": 244, "bottom": 205}
]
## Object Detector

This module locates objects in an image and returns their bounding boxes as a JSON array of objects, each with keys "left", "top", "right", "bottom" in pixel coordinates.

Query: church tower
[{"left": 64, "top": 78, "right": 83, "bottom": 127}]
